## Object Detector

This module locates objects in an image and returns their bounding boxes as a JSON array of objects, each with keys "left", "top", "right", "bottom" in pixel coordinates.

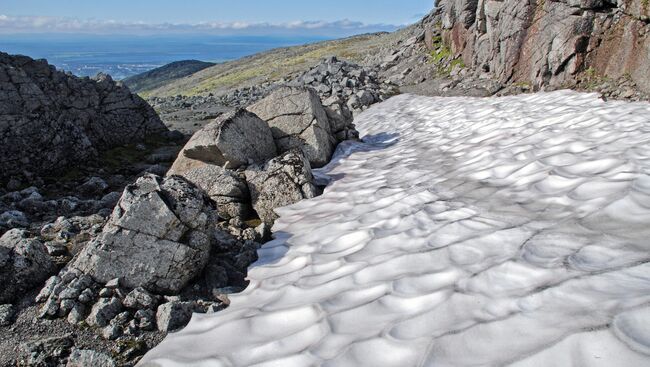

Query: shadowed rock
[
  {"left": 179, "top": 109, "right": 277, "bottom": 169},
  {"left": 0, "top": 52, "right": 168, "bottom": 180},
  {"left": 245, "top": 150, "right": 318, "bottom": 225}
]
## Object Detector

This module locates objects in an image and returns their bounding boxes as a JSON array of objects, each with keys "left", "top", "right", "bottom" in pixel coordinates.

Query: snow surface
[{"left": 141, "top": 91, "right": 650, "bottom": 366}]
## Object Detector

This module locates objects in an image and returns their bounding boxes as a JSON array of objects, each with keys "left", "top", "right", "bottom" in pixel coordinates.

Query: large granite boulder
[
  {"left": 247, "top": 86, "right": 335, "bottom": 168},
  {"left": 245, "top": 150, "right": 318, "bottom": 225},
  {"left": 167, "top": 155, "right": 252, "bottom": 220},
  {"left": 70, "top": 174, "right": 216, "bottom": 294},
  {"left": 0, "top": 229, "right": 56, "bottom": 303},
  {"left": 0, "top": 52, "right": 168, "bottom": 181},
  {"left": 178, "top": 109, "right": 277, "bottom": 170}
]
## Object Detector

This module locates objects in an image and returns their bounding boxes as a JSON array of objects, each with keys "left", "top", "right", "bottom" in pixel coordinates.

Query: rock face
[
  {"left": 247, "top": 87, "right": 335, "bottom": 168},
  {"left": 0, "top": 52, "right": 168, "bottom": 180},
  {"left": 434, "top": 0, "right": 650, "bottom": 92},
  {"left": 0, "top": 229, "right": 56, "bottom": 303},
  {"left": 179, "top": 109, "right": 277, "bottom": 169},
  {"left": 71, "top": 174, "right": 216, "bottom": 294},
  {"left": 245, "top": 150, "right": 319, "bottom": 225},
  {"left": 167, "top": 156, "right": 251, "bottom": 220}
]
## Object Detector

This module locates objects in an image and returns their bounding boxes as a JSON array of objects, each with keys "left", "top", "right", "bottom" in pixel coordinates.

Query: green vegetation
[{"left": 428, "top": 35, "right": 465, "bottom": 76}]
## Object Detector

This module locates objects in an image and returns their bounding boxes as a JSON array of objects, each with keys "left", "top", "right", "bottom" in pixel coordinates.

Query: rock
[
  {"left": 0, "top": 304, "right": 15, "bottom": 326},
  {"left": 167, "top": 157, "right": 252, "bottom": 220},
  {"left": 35, "top": 276, "right": 61, "bottom": 303},
  {"left": 70, "top": 174, "right": 216, "bottom": 294},
  {"left": 247, "top": 86, "right": 335, "bottom": 168},
  {"left": 66, "top": 349, "right": 116, "bottom": 367},
  {"left": 156, "top": 301, "right": 197, "bottom": 332},
  {"left": 435, "top": 0, "right": 650, "bottom": 93},
  {"left": 0, "top": 52, "right": 168, "bottom": 181},
  {"left": 0, "top": 229, "right": 56, "bottom": 303},
  {"left": 245, "top": 150, "right": 318, "bottom": 225},
  {"left": 0, "top": 210, "right": 29, "bottom": 229},
  {"left": 86, "top": 297, "right": 123, "bottom": 327},
  {"left": 67, "top": 303, "right": 87, "bottom": 324},
  {"left": 78, "top": 177, "right": 109, "bottom": 198},
  {"left": 134, "top": 308, "right": 156, "bottom": 331},
  {"left": 20, "top": 334, "right": 74, "bottom": 367},
  {"left": 102, "top": 323, "right": 123, "bottom": 340},
  {"left": 178, "top": 109, "right": 277, "bottom": 169},
  {"left": 105, "top": 278, "right": 120, "bottom": 289},
  {"left": 123, "top": 287, "right": 158, "bottom": 309}
]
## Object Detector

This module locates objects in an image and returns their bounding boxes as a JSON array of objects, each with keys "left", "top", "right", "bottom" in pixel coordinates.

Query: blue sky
[{"left": 0, "top": 1, "right": 434, "bottom": 36}]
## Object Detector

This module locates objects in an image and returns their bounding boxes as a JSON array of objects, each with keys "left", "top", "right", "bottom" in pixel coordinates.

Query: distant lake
[{"left": 0, "top": 34, "right": 329, "bottom": 80}]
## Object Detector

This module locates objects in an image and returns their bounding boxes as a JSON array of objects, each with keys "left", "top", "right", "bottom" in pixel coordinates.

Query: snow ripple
[{"left": 141, "top": 91, "right": 650, "bottom": 366}]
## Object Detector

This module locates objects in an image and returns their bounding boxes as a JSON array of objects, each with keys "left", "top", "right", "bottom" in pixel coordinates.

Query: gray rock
[
  {"left": 0, "top": 304, "right": 15, "bottom": 326},
  {"left": 134, "top": 308, "right": 156, "bottom": 331},
  {"left": 123, "top": 287, "right": 158, "bottom": 309},
  {"left": 247, "top": 86, "right": 335, "bottom": 168},
  {"left": 70, "top": 174, "right": 216, "bottom": 294},
  {"left": 156, "top": 301, "right": 197, "bottom": 332},
  {"left": 105, "top": 278, "right": 120, "bottom": 289},
  {"left": 0, "top": 229, "right": 56, "bottom": 303},
  {"left": 167, "top": 157, "right": 252, "bottom": 220},
  {"left": 78, "top": 177, "right": 109, "bottom": 198},
  {"left": 66, "top": 349, "right": 116, "bottom": 367},
  {"left": 0, "top": 52, "right": 168, "bottom": 181},
  {"left": 35, "top": 276, "right": 61, "bottom": 303},
  {"left": 20, "top": 334, "right": 74, "bottom": 367},
  {"left": 67, "top": 303, "right": 87, "bottom": 325},
  {"left": 0, "top": 210, "right": 29, "bottom": 229},
  {"left": 245, "top": 150, "right": 318, "bottom": 225},
  {"left": 179, "top": 109, "right": 277, "bottom": 169},
  {"left": 86, "top": 297, "right": 122, "bottom": 327}
]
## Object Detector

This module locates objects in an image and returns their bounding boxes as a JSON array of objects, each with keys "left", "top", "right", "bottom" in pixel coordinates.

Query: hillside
[
  {"left": 122, "top": 60, "right": 215, "bottom": 94},
  {"left": 135, "top": 31, "right": 412, "bottom": 98}
]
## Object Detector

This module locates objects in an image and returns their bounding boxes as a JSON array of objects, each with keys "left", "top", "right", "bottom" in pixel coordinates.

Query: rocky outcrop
[
  {"left": 0, "top": 52, "right": 168, "bottom": 181},
  {"left": 245, "top": 150, "right": 319, "bottom": 225},
  {"left": 0, "top": 229, "right": 56, "bottom": 304},
  {"left": 178, "top": 109, "right": 277, "bottom": 169},
  {"left": 434, "top": 0, "right": 650, "bottom": 92},
  {"left": 70, "top": 174, "right": 216, "bottom": 294},
  {"left": 247, "top": 86, "right": 335, "bottom": 168}
]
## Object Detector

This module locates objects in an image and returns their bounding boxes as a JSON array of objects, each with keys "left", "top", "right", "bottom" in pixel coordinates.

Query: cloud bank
[{"left": 0, "top": 15, "right": 400, "bottom": 36}]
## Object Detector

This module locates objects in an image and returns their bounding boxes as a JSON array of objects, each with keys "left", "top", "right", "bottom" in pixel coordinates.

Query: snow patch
[{"left": 142, "top": 91, "right": 650, "bottom": 366}]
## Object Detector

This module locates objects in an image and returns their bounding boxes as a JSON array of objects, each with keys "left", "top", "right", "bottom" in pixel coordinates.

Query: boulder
[
  {"left": 247, "top": 86, "right": 335, "bottom": 168},
  {"left": 70, "top": 174, "right": 217, "bottom": 294},
  {"left": 245, "top": 150, "right": 319, "bottom": 225},
  {"left": 0, "top": 229, "right": 56, "bottom": 303},
  {"left": 86, "top": 297, "right": 122, "bottom": 327},
  {"left": 168, "top": 155, "right": 252, "bottom": 220},
  {"left": 156, "top": 301, "right": 197, "bottom": 332},
  {"left": 178, "top": 109, "right": 277, "bottom": 169}
]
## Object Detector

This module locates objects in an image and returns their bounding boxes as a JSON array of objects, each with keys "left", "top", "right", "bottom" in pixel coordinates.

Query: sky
[{"left": 0, "top": 0, "right": 434, "bottom": 36}]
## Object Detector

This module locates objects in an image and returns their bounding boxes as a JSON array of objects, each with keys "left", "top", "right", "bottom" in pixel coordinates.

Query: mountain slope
[
  {"left": 123, "top": 60, "right": 215, "bottom": 94},
  {"left": 136, "top": 32, "right": 410, "bottom": 98}
]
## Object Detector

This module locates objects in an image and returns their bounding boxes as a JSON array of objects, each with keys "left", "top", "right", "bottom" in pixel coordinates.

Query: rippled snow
[{"left": 141, "top": 91, "right": 650, "bottom": 367}]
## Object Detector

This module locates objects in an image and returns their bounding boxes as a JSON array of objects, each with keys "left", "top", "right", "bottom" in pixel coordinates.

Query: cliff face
[
  {"left": 0, "top": 52, "right": 168, "bottom": 180},
  {"left": 433, "top": 0, "right": 650, "bottom": 92}
]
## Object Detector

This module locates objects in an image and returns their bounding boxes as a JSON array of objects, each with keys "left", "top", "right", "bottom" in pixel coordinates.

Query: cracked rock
[
  {"left": 245, "top": 150, "right": 319, "bottom": 225},
  {"left": 178, "top": 109, "right": 277, "bottom": 169},
  {"left": 247, "top": 86, "right": 335, "bottom": 168},
  {"left": 69, "top": 174, "right": 217, "bottom": 294}
]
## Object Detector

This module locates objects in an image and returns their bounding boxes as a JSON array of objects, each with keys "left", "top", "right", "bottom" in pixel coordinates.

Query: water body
[{"left": 0, "top": 34, "right": 328, "bottom": 80}]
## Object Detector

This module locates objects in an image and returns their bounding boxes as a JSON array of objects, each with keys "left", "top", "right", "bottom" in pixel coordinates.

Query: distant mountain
[{"left": 123, "top": 60, "right": 215, "bottom": 94}]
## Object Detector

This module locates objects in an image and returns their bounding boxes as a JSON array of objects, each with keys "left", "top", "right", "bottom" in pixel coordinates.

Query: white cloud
[{"left": 0, "top": 15, "right": 400, "bottom": 35}]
